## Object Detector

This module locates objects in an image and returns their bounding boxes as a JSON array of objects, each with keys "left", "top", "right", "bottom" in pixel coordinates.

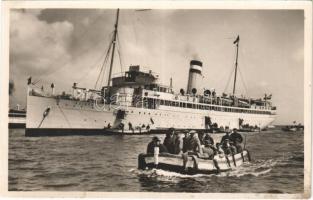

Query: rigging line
[
  {"left": 237, "top": 45, "right": 250, "bottom": 96},
  {"left": 94, "top": 32, "right": 114, "bottom": 87},
  {"left": 36, "top": 29, "right": 114, "bottom": 84},
  {"left": 76, "top": 34, "right": 114, "bottom": 84},
  {"left": 95, "top": 47, "right": 110, "bottom": 89},
  {"left": 94, "top": 34, "right": 114, "bottom": 89},
  {"left": 223, "top": 45, "right": 237, "bottom": 93},
  {"left": 223, "top": 66, "right": 236, "bottom": 94},
  {"left": 57, "top": 104, "right": 72, "bottom": 128},
  {"left": 238, "top": 67, "right": 249, "bottom": 96},
  {"left": 76, "top": 50, "right": 107, "bottom": 84},
  {"left": 99, "top": 36, "right": 115, "bottom": 88}
]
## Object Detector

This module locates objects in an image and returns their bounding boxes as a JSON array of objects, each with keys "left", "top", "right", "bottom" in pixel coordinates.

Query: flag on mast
[{"left": 233, "top": 35, "right": 240, "bottom": 44}]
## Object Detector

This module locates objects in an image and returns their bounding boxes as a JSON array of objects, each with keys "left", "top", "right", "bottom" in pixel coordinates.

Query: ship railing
[{"left": 143, "top": 94, "right": 274, "bottom": 113}]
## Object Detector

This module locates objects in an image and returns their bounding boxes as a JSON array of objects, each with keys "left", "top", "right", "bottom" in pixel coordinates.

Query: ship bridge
[{"left": 112, "top": 65, "right": 159, "bottom": 88}]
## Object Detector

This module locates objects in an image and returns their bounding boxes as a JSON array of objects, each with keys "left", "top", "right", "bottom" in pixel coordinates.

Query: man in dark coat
[
  {"left": 147, "top": 136, "right": 168, "bottom": 154},
  {"left": 163, "top": 128, "right": 175, "bottom": 154},
  {"left": 173, "top": 132, "right": 184, "bottom": 154},
  {"left": 220, "top": 131, "right": 231, "bottom": 145},
  {"left": 203, "top": 132, "right": 214, "bottom": 146},
  {"left": 220, "top": 130, "right": 236, "bottom": 154},
  {"left": 230, "top": 128, "right": 243, "bottom": 153},
  {"left": 183, "top": 131, "right": 191, "bottom": 153}
]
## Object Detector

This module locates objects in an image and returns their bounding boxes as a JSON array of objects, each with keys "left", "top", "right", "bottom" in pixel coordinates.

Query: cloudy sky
[{"left": 9, "top": 9, "right": 304, "bottom": 124}]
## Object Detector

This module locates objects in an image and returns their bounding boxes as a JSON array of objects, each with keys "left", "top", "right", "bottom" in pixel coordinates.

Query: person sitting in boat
[
  {"left": 223, "top": 139, "right": 237, "bottom": 154},
  {"left": 163, "top": 128, "right": 175, "bottom": 154},
  {"left": 230, "top": 128, "right": 243, "bottom": 153},
  {"left": 198, "top": 131, "right": 205, "bottom": 145},
  {"left": 203, "top": 132, "right": 214, "bottom": 146},
  {"left": 185, "top": 130, "right": 203, "bottom": 155},
  {"left": 220, "top": 131, "right": 236, "bottom": 154},
  {"left": 215, "top": 142, "right": 225, "bottom": 158},
  {"left": 147, "top": 136, "right": 168, "bottom": 154},
  {"left": 173, "top": 132, "right": 184, "bottom": 155},
  {"left": 119, "top": 123, "right": 125, "bottom": 133},
  {"left": 220, "top": 131, "right": 231, "bottom": 144},
  {"left": 146, "top": 124, "right": 150, "bottom": 132},
  {"left": 201, "top": 139, "right": 215, "bottom": 159},
  {"left": 203, "top": 132, "right": 217, "bottom": 152},
  {"left": 128, "top": 122, "right": 134, "bottom": 133}
]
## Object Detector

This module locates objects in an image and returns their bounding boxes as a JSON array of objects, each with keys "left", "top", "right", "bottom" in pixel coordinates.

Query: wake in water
[
  {"left": 220, "top": 159, "right": 277, "bottom": 177},
  {"left": 130, "top": 159, "right": 277, "bottom": 179}
]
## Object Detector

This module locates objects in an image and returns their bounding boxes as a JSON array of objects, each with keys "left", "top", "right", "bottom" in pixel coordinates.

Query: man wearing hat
[
  {"left": 230, "top": 128, "right": 243, "bottom": 153},
  {"left": 147, "top": 136, "right": 168, "bottom": 154},
  {"left": 220, "top": 129, "right": 236, "bottom": 154},
  {"left": 220, "top": 129, "right": 231, "bottom": 145}
]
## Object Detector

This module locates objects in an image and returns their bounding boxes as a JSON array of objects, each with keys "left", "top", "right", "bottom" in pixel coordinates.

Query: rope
[
  {"left": 223, "top": 46, "right": 237, "bottom": 94},
  {"left": 238, "top": 46, "right": 250, "bottom": 96},
  {"left": 57, "top": 104, "right": 72, "bottom": 128},
  {"left": 238, "top": 67, "right": 249, "bottom": 96},
  {"left": 94, "top": 32, "right": 114, "bottom": 89},
  {"left": 34, "top": 13, "right": 112, "bottom": 83},
  {"left": 98, "top": 41, "right": 112, "bottom": 89},
  {"left": 223, "top": 66, "right": 235, "bottom": 94},
  {"left": 76, "top": 46, "right": 109, "bottom": 84}
]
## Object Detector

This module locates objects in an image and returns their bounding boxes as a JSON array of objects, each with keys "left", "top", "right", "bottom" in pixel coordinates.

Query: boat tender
[{"left": 138, "top": 147, "right": 251, "bottom": 175}]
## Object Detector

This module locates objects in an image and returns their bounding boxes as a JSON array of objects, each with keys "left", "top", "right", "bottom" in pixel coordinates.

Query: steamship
[{"left": 25, "top": 9, "right": 276, "bottom": 136}]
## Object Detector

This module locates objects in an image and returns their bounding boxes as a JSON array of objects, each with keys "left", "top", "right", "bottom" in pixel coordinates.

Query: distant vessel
[
  {"left": 25, "top": 9, "right": 277, "bottom": 136},
  {"left": 9, "top": 105, "right": 26, "bottom": 129},
  {"left": 282, "top": 121, "right": 304, "bottom": 132}
]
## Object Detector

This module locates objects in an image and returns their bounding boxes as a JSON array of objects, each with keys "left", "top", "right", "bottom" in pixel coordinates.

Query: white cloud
[
  {"left": 9, "top": 9, "right": 74, "bottom": 107},
  {"left": 10, "top": 10, "right": 74, "bottom": 74}
]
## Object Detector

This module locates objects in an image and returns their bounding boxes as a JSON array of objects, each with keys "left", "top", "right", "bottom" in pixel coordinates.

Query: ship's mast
[
  {"left": 232, "top": 35, "right": 240, "bottom": 96},
  {"left": 107, "top": 9, "right": 120, "bottom": 87}
]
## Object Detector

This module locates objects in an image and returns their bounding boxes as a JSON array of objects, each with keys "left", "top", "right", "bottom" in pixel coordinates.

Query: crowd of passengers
[{"left": 147, "top": 128, "right": 243, "bottom": 159}]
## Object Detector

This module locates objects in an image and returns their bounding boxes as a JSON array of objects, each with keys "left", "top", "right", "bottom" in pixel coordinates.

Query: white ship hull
[{"left": 26, "top": 94, "right": 275, "bottom": 136}]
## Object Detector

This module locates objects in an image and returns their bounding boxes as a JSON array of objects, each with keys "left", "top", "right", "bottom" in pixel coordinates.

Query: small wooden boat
[
  {"left": 105, "top": 128, "right": 150, "bottom": 134},
  {"left": 138, "top": 148, "right": 251, "bottom": 175}
]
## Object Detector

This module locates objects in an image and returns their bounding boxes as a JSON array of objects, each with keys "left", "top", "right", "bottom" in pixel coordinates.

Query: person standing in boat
[
  {"left": 147, "top": 136, "right": 168, "bottom": 154},
  {"left": 183, "top": 131, "right": 191, "bottom": 153},
  {"left": 230, "top": 128, "right": 243, "bottom": 153},
  {"left": 163, "top": 128, "right": 175, "bottom": 154}
]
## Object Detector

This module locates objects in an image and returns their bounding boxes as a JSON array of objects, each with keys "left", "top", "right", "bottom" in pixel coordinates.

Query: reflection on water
[{"left": 9, "top": 129, "right": 303, "bottom": 193}]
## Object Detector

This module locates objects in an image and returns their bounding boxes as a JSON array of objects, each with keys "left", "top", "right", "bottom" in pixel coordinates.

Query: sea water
[{"left": 9, "top": 129, "right": 304, "bottom": 193}]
